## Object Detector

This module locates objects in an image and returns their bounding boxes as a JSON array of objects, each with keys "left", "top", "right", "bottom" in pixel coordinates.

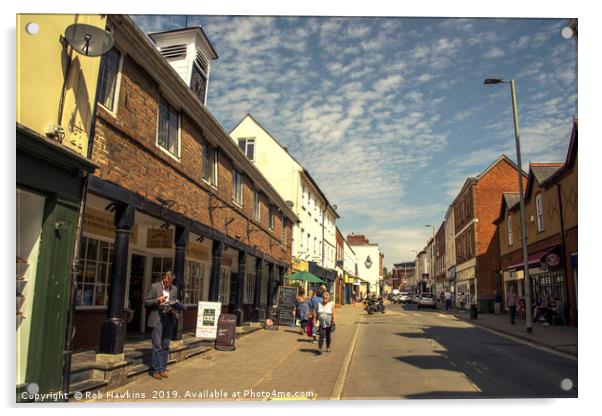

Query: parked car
[
  {"left": 411, "top": 294, "right": 420, "bottom": 304},
  {"left": 399, "top": 292, "right": 413, "bottom": 303},
  {"left": 417, "top": 293, "right": 436, "bottom": 309}
]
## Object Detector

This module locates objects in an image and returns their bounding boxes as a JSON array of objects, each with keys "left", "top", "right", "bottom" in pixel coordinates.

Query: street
[{"left": 87, "top": 304, "right": 577, "bottom": 402}]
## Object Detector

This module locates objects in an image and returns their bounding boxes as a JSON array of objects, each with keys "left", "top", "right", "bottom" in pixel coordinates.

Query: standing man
[
  {"left": 145, "top": 271, "right": 183, "bottom": 380},
  {"left": 506, "top": 286, "right": 518, "bottom": 325},
  {"left": 493, "top": 290, "right": 502, "bottom": 315},
  {"left": 444, "top": 290, "right": 452, "bottom": 311}
]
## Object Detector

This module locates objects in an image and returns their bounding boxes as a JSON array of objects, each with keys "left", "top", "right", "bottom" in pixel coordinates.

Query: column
[
  {"left": 266, "top": 263, "right": 275, "bottom": 313},
  {"left": 208, "top": 240, "right": 223, "bottom": 302},
  {"left": 99, "top": 203, "right": 135, "bottom": 356},
  {"left": 172, "top": 225, "right": 188, "bottom": 341},
  {"left": 235, "top": 250, "right": 246, "bottom": 325},
  {"left": 252, "top": 257, "right": 263, "bottom": 322}
]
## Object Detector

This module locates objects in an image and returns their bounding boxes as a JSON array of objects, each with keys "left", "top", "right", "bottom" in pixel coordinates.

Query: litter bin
[
  {"left": 478, "top": 299, "right": 493, "bottom": 314},
  {"left": 470, "top": 304, "right": 478, "bottom": 319}
]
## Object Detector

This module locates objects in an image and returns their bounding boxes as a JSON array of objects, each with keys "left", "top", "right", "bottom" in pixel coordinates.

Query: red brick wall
[
  {"left": 474, "top": 158, "right": 527, "bottom": 298},
  {"left": 91, "top": 55, "right": 292, "bottom": 265}
]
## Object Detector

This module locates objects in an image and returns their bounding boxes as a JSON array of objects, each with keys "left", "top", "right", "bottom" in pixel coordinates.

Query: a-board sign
[
  {"left": 276, "top": 286, "right": 297, "bottom": 326},
  {"left": 215, "top": 313, "right": 237, "bottom": 351},
  {"left": 195, "top": 302, "right": 221, "bottom": 339},
  {"left": 263, "top": 307, "right": 279, "bottom": 330}
]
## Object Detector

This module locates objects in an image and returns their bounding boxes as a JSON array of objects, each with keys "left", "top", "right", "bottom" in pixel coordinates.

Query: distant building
[
  {"left": 392, "top": 262, "right": 416, "bottom": 291},
  {"left": 347, "top": 234, "right": 383, "bottom": 296}
]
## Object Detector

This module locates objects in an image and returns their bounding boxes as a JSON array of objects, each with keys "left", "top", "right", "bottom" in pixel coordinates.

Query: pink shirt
[{"left": 506, "top": 291, "right": 518, "bottom": 307}]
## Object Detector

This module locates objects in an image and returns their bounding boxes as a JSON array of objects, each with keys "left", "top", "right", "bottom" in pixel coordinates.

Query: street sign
[{"left": 215, "top": 313, "right": 237, "bottom": 351}]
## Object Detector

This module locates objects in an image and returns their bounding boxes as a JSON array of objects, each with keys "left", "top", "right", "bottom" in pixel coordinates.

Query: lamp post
[{"left": 484, "top": 78, "right": 533, "bottom": 333}]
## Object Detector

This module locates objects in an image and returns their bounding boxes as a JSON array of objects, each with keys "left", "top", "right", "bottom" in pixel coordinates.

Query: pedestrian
[
  {"left": 144, "top": 271, "right": 184, "bottom": 380},
  {"left": 296, "top": 288, "right": 310, "bottom": 335},
  {"left": 315, "top": 291, "right": 336, "bottom": 354},
  {"left": 506, "top": 285, "right": 518, "bottom": 325},
  {"left": 444, "top": 290, "right": 452, "bottom": 311},
  {"left": 459, "top": 293, "right": 466, "bottom": 311},
  {"left": 439, "top": 291, "right": 445, "bottom": 306},
  {"left": 311, "top": 285, "right": 326, "bottom": 343},
  {"left": 493, "top": 290, "right": 502, "bottom": 314},
  {"left": 307, "top": 289, "right": 315, "bottom": 338}
]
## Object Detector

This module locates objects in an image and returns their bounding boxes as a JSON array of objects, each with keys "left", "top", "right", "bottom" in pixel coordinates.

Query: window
[
  {"left": 232, "top": 169, "right": 243, "bottom": 205},
  {"left": 306, "top": 233, "right": 310, "bottom": 256},
  {"left": 300, "top": 229, "right": 305, "bottom": 254},
  {"left": 238, "top": 138, "right": 255, "bottom": 161},
  {"left": 253, "top": 191, "right": 261, "bottom": 220},
  {"left": 202, "top": 144, "right": 218, "bottom": 186},
  {"left": 269, "top": 205, "right": 275, "bottom": 230},
  {"left": 157, "top": 98, "right": 180, "bottom": 158},
  {"left": 301, "top": 184, "right": 307, "bottom": 208},
  {"left": 314, "top": 237, "right": 317, "bottom": 256},
  {"left": 244, "top": 272, "right": 255, "bottom": 304},
  {"left": 190, "top": 62, "right": 208, "bottom": 104},
  {"left": 218, "top": 267, "right": 230, "bottom": 304},
  {"left": 508, "top": 215, "right": 514, "bottom": 245},
  {"left": 151, "top": 256, "right": 173, "bottom": 282},
  {"left": 184, "top": 260, "right": 205, "bottom": 305},
  {"left": 76, "top": 237, "right": 113, "bottom": 307},
  {"left": 97, "top": 48, "right": 121, "bottom": 112},
  {"left": 536, "top": 194, "right": 544, "bottom": 232},
  {"left": 308, "top": 195, "right": 312, "bottom": 215}
]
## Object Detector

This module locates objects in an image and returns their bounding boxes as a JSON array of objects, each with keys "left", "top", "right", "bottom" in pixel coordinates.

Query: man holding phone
[{"left": 145, "top": 271, "right": 182, "bottom": 380}]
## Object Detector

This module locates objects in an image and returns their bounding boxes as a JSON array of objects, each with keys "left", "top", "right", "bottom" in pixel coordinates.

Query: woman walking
[
  {"left": 314, "top": 291, "right": 336, "bottom": 354},
  {"left": 296, "top": 288, "right": 310, "bottom": 335},
  {"left": 307, "top": 289, "right": 315, "bottom": 338}
]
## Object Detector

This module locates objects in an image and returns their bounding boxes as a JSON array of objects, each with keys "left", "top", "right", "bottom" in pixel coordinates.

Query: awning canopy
[
  {"left": 506, "top": 246, "right": 560, "bottom": 270},
  {"left": 288, "top": 271, "right": 326, "bottom": 284}
]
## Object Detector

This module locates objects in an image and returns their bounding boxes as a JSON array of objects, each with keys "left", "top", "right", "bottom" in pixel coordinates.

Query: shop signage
[
  {"left": 187, "top": 242, "right": 209, "bottom": 261},
  {"left": 222, "top": 253, "right": 234, "bottom": 267},
  {"left": 83, "top": 207, "right": 138, "bottom": 242},
  {"left": 146, "top": 228, "right": 173, "bottom": 249},
  {"left": 291, "top": 258, "right": 308, "bottom": 272},
  {"left": 215, "top": 313, "right": 237, "bottom": 351},
  {"left": 546, "top": 253, "right": 561, "bottom": 268},
  {"left": 365, "top": 256, "right": 373, "bottom": 269},
  {"left": 195, "top": 301, "right": 221, "bottom": 339},
  {"left": 276, "top": 286, "right": 297, "bottom": 326}
]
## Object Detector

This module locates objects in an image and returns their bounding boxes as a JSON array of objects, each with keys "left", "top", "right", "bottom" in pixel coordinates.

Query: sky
[{"left": 130, "top": 14, "right": 577, "bottom": 270}]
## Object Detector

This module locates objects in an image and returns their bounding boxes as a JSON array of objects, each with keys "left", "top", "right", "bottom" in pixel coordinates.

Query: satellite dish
[{"left": 64, "top": 23, "right": 114, "bottom": 57}]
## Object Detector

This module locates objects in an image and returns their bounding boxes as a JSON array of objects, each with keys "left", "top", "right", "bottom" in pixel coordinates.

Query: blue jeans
[
  {"left": 151, "top": 313, "right": 174, "bottom": 373},
  {"left": 445, "top": 299, "right": 451, "bottom": 311}
]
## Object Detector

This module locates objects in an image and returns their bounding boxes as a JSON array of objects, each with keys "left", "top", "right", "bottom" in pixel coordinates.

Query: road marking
[{"left": 331, "top": 315, "right": 362, "bottom": 400}]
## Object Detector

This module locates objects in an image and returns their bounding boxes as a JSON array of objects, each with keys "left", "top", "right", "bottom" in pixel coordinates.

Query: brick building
[
  {"left": 73, "top": 16, "right": 297, "bottom": 352},
  {"left": 452, "top": 155, "right": 527, "bottom": 307},
  {"left": 434, "top": 222, "right": 446, "bottom": 296},
  {"left": 392, "top": 262, "right": 416, "bottom": 291},
  {"left": 495, "top": 120, "right": 577, "bottom": 324}
]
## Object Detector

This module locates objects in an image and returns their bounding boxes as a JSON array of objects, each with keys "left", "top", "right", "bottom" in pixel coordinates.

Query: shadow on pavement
[{"left": 298, "top": 348, "right": 321, "bottom": 355}]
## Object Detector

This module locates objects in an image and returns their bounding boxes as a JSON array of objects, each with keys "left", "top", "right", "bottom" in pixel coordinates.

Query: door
[{"left": 128, "top": 254, "right": 146, "bottom": 332}]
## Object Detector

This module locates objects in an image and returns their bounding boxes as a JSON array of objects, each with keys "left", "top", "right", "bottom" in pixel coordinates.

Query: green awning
[{"left": 288, "top": 271, "right": 326, "bottom": 284}]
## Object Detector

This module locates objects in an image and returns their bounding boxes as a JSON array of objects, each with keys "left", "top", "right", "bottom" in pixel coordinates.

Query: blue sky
[{"left": 132, "top": 15, "right": 577, "bottom": 269}]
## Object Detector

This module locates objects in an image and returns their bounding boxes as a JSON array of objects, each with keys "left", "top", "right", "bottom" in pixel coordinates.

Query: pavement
[{"left": 80, "top": 303, "right": 578, "bottom": 402}]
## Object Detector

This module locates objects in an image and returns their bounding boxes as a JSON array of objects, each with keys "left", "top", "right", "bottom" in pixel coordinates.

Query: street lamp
[{"left": 484, "top": 77, "right": 533, "bottom": 333}]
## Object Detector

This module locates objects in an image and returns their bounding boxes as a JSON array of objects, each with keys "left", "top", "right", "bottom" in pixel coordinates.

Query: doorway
[{"left": 128, "top": 254, "right": 147, "bottom": 333}]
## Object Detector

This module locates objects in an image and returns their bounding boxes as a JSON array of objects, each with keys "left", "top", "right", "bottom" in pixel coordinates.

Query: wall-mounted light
[
  {"left": 196, "top": 235, "right": 205, "bottom": 243},
  {"left": 104, "top": 202, "right": 117, "bottom": 213},
  {"left": 160, "top": 221, "right": 170, "bottom": 230},
  {"left": 156, "top": 196, "right": 175, "bottom": 209}
]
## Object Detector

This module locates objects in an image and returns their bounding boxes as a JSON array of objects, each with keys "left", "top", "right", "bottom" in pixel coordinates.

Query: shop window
[
  {"left": 218, "top": 267, "right": 230, "bottom": 304},
  {"left": 97, "top": 48, "right": 122, "bottom": 112},
  {"left": 76, "top": 237, "right": 114, "bottom": 307},
  {"left": 151, "top": 256, "right": 173, "bottom": 284},
  {"left": 184, "top": 260, "right": 205, "bottom": 305},
  {"left": 157, "top": 97, "right": 180, "bottom": 159},
  {"left": 244, "top": 272, "right": 255, "bottom": 304}
]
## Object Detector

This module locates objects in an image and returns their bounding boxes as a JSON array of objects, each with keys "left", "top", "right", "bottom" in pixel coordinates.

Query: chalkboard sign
[
  {"left": 276, "top": 286, "right": 297, "bottom": 326},
  {"left": 215, "top": 313, "right": 237, "bottom": 351},
  {"left": 263, "top": 307, "right": 279, "bottom": 330}
]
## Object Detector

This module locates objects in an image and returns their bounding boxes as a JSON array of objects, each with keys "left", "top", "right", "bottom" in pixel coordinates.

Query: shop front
[{"left": 455, "top": 260, "right": 476, "bottom": 307}]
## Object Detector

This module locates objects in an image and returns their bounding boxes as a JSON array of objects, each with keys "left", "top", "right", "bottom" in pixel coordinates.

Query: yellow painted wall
[{"left": 17, "top": 14, "right": 106, "bottom": 156}]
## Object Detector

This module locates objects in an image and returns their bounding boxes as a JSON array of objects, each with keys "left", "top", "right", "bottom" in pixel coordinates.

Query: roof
[
  {"left": 530, "top": 163, "right": 563, "bottom": 184},
  {"left": 541, "top": 118, "right": 578, "bottom": 186},
  {"left": 494, "top": 192, "right": 520, "bottom": 224}
]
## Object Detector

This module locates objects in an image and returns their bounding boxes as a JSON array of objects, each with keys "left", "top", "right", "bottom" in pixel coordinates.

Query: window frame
[
  {"left": 268, "top": 205, "right": 275, "bottom": 230},
  {"left": 232, "top": 169, "right": 244, "bottom": 206},
  {"left": 536, "top": 194, "right": 544, "bottom": 232},
  {"left": 183, "top": 259, "right": 207, "bottom": 306},
  {"left": 202, "top": 143, "right": 218, "bottom": 187},
  {"left": 244, "top": 272, "right": 255, "bottom": 304},
  {"left": 156, "top": 97, "right": 181, "bottom": 160},
  {"left": 75, "top": 236, "right": 114, "bottom": 309},
  {"left": 97, "top": 47, "right": 123, "bottom": 115},
  {"left": 237, "top": 137, "right": 256, "bottom": 161},
  {"left": 508, "top": 215, "right": 514, "bottom": 246},
  {"left": 253, "top": 190, "right": 261, "bottom": 221},
  {"left": 280, "top": 215, "right": 286, "bottom": 248}
]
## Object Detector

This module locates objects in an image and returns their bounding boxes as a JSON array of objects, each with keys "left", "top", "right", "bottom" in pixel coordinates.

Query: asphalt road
[
  {"left": 98, "top": 304, "right": 577, "bottom": 402},
  {"left": 342, "top": 303, "right": 578, "bottom": 399}
]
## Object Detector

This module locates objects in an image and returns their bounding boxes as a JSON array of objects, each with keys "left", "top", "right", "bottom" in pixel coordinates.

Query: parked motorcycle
[{"left": 364, "top": 296, "right": 386, "bottom": 314}]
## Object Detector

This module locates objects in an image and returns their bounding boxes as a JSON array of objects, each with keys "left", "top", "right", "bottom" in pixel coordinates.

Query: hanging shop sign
[
  {"left": 83, "top": 207, "right": 138, "bottom": 242},
  {"left": 291, "top": 258, "right": 308, "bottom": 272},
  {"left": 187, "top": 241, "right": 209, "bottom": 261},
  {"left": 195, "top": 301, "right": 222, "bottom": 339},
  {"left": 147, "top": 228, "right": 173, "bottom": 249},
  {"left": 222, "top": 252, "right": 234, "bottom": 268}
]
